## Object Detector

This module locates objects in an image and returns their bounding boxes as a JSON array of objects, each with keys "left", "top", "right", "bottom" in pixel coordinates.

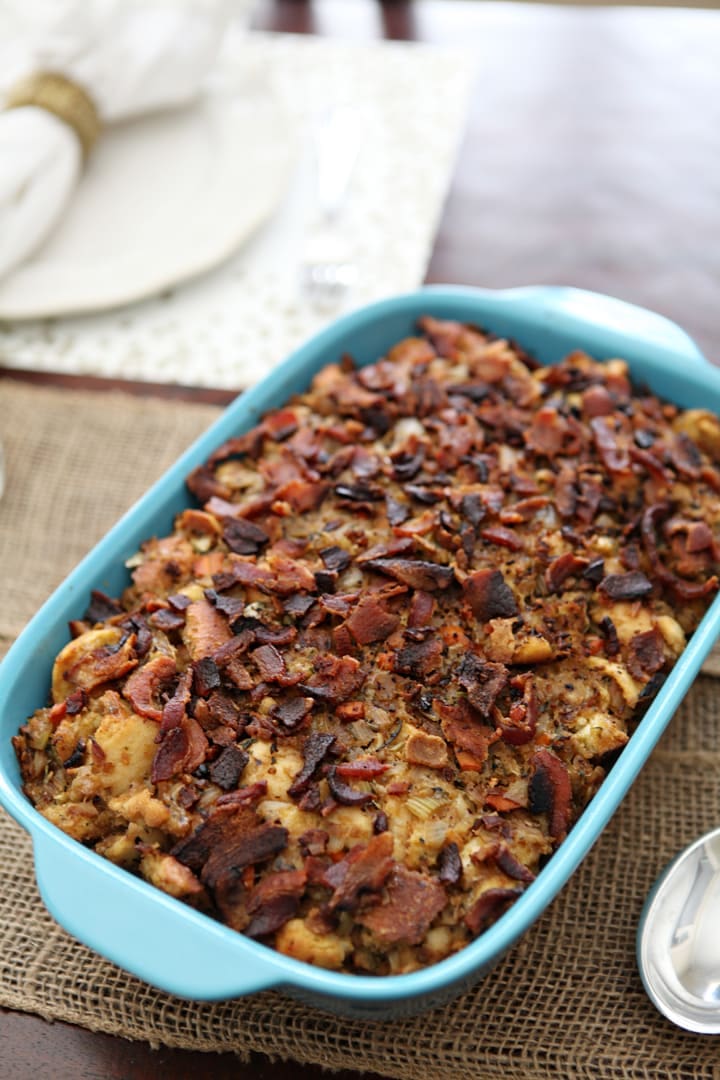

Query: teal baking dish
[{"left": 1, "top": 285, "right": 719, "bottom": 1019}]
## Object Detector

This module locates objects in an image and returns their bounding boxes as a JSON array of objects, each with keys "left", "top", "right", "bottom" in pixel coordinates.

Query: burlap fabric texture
[{"left": 1, "top": 379, "right": 719, "bottom": 1080}]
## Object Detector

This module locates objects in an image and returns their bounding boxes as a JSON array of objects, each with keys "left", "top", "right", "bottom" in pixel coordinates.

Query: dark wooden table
[{"left": 3, "top": 1, "right": 720, "bottom": 1075}]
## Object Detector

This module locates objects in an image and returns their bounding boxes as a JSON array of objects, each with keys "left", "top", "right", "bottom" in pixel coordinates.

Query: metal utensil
[
  {"left": 637, "top": 825, "right": 720, "bottom": 1034},
  {"left": 299, "top": 106, "right": 360, "bottom": 309}
]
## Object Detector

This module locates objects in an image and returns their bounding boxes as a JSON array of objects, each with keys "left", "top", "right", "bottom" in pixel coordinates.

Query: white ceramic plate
[{"left": 0, "top": 78, "right": 295, "bottom": 319}]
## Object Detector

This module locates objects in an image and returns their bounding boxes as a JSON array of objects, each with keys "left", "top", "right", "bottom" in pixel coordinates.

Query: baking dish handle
[
  {"left": 501, "top": 286, "right": 709, "bottom": 367},
  {"left": 32, "top": 829, "right": 282, "bottom": 1000}
]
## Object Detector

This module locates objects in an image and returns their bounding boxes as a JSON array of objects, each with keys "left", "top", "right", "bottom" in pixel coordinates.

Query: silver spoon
[{"left": 637, "top": 825, "right": 720, "bottom": 1034}]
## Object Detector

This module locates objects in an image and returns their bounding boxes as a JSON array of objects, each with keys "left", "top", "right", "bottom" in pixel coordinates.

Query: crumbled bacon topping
[
  {"left": 18, "top": 314, "right": 720, "bottom": 978},
  {"left": 463, "top": 568, "right": 519, "bottom": 622},
  {"left": 357, "top": 866, "right": 446, "bottom": 946},
  {"left": 322, "top": 832, "right": 394, "bottom": 912},
  {"left": 362, "top": 557, "right": 454, "bottom": 591},
  {"left": 122, "top": 655, "right": 177, "bottom": 721},
  {"left": 300, "top": 655, "right": 366, "bottom": 704}
]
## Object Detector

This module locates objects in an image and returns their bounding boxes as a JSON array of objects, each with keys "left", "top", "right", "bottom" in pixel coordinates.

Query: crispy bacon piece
[
  {"left": 457, "top": 654, "right": 508, "bottom": 717},
  {"left": 264, "top": 409, "right": 299, "bottom": 442},
  {"left": 192, "top": 657, "right": 221, "bottom": 698},
  {"left": 407, "top": 590, "right": 435, "bottom": 628},
  {"left": 462, "top": 568, "right": 519, "bottom": 623},
  {"left": 598, "top": 615, "right": 621, "bottom": 657},
  {"left": 122, "top": 655, "right": 177, "bottom": 721},
  {"left": 334, "top": 758, "right": 390, "bottom": 779},
  {"left": 245, "top": 868, "right": 308, "bottom": 939},
  {"left": 275, "top": 478, "right": 330, "bottom": 513},
  {"left": 525, "top": 407, "right": 575, "bottom": 458},
  {"left": 668, "top": 432, "right": 702, "bottom": 478},
  {"left": 204, "top": 691, "right": 245, "bottom": 732},
  {"left": 300, "top": 655, "right": 366, "bottom": 704},
  {"left": 499, "top": 495, "right": 549, "bottom": 525},
  {"left": 152, "top": 715, "right": 209, "bottom": 783},
  {"left": 183, "top": 598, "right": 233, "bottom": 660},
  {"left": 186, "top": 464, "right": 231, "bottom": 504},
  {"left": 666, "top": 519, "right": 716, "bottom": 578},
  {"left": 458, "top": 492, "right": 487, "bottom": 529},
  {"left": 148, "top": 607, "right": 186, "bottom": 633},
  {"left": 495, "top": 847, "right": 535, "bottom": 884},
  {"left": 437, "top": 699, "right": 500, "bottom": 770},
  {"left": 582, "top": 385, "right": 614, "bottom": 418},
  {"left": 212, "top": 638, "right": 254, "bottom": 691},
  {"left": 320, "top": 593, "right": 358, "bottom": 617},
  {"left": 298, "top": 828, "right": 329, "bottom": 856},
  {"left": 479, "top": 526, "right": 523, "bottom": 552},
  {"left": 590, "top": 415, "right": 631, "bottom": 474},
  {"left": 356, "top": 537, "right": 414, "bottom": 563},
  {"left": 465, "top": 886, "right": 524, "bottom": 935},
  {"left": 67, "top": 633, "right": 138, "bottom": 693},
  {"left": 665, "top": 518, "right": 713, "bottom": 554},
  {"left": 358, "top": 866, "right": 446, "bottom": 946},
  {"left": 204, "top": 589, "right": 245, "bottom": 627},
  {"left": 598, "top": 571, "right": 653, "bottom": 601},
  {"left": 85, "top": 589, "right": 124, "bottom": 624},
  {"left": 160, "top": 669, "right": 192, "bottom": 733},
  {"left": 345, "top": 594, "right": 400, "bottom": 645},
  {"left": 583, "top": 557, "right": 605, "bottom": 584},
  {"left": 209, "top": 431, "right": 263, "bottom": 467},
  {"left": 418, "top": 314, "right": 465, "bottom": 358},
  {"left": 288, "top": 732, "right": 336, "bottom": 798},
  {"left": 172, "top": 805, "right": 288, "bottom": 928},
  {"left": 215, "top": 781, "right": 268, "bottom": 808},
  {"left": 319, "top": 545, "right": 351, "bottom": 573},
  {"left": 172, "top": 805, "right": 286, "bottom": 873},
  {"left": 272, "top": 697, "right": 314, "bottom": 733},
  {"left": 327, "top": 766, "right": 375, "bottom": 806},
  {"left": 626, "top": 627, "right": 666, "bottom": 681},
  {"left": 223, "top": 554, "right": 318, "bottom": 596},
  {"left": 437, "top": 842, "right": 462, "bottom": 886},
  {"left": 322, "top": 832, "right": 394, "bottom": 912},
  {"left": 334, "top": 481, "right": 385, "bottom": 503},
  {"left": 553, "top": 464, "right": 577, "bottom": 520},
  {"left": 386, "top": 494, "right": 411, "bottom": 525},
  {"left": 208, "top": 745, "right": 249, "bottom": 791},
  {"left": 120, "top": 614, "right": 153, "bottom": 658},
  {"left": 252, "top": 643, "right": 293, "bottom": 685},
  {"left": 267, "top": 553, "right": 319, "bottom": 594},
  {"left": 495, "top": 672, "right": 537, "bottom": 746},
  {"left": 641, "top": 502, "right": 719, "bottom": 600},
  {"left": 393, "top": 637, "right": 443, "bottom": 680},
  {"left": 545, "top": 552, "right": 590, "bottom": 594},
  {"left": 391, "top": 444, "right": 426, "bottom": 482},
  {"left": 362, "top": 557, "right": 454, "bottom": 591},
  {"left": 221, "top": 518, "right": 269, "bottom": 556},
  {"left": 630, "top": 445, "right": 671, "bottom": 485},
  {"left": 65, "top": 689, "right": 87, "bottom": 716},
  {"left": 528, "top": 748, "right": 572, "bottom": 841},
  {"left": 283, "top": 594, "right": 315, "bottom": 617}
]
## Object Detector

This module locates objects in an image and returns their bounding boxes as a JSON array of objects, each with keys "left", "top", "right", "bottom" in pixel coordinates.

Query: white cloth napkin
[{"left": 0, "top": 0, "right": 233, "bottom": 280}]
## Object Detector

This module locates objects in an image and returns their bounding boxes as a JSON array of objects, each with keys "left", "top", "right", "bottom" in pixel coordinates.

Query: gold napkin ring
[{"left": 6, "top": 72, "right": 101, "bottom": 159}]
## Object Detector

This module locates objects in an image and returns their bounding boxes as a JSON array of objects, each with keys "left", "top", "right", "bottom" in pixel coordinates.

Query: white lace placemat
[{"left": 0, "top": 32, "right": 475, "bottom": 389}]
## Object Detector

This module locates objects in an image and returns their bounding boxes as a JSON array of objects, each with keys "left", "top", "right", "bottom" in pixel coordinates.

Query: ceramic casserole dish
[{"left": 1, "top": 285, "right": 719, "bottom": 1019}]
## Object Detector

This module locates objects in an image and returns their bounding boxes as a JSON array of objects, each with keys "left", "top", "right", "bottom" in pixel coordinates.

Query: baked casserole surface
[{"left": 14, "top": 318, "right": 720, "bottom": 974}]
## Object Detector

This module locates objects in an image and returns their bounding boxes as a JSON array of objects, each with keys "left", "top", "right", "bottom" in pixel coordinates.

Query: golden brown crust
[{"left": 14, "top": 319, "right": 720, "bottom": 975}]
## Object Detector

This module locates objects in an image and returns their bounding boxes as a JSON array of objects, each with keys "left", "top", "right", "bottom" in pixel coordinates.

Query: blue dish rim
[{"left": 1, "top": 283, "right": 720, "bottom": 1013}]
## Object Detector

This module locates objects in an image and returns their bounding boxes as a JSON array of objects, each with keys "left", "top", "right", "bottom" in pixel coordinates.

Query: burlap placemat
[{"left": 1, "top": 379, "right": 719, "bottom": 1080}]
